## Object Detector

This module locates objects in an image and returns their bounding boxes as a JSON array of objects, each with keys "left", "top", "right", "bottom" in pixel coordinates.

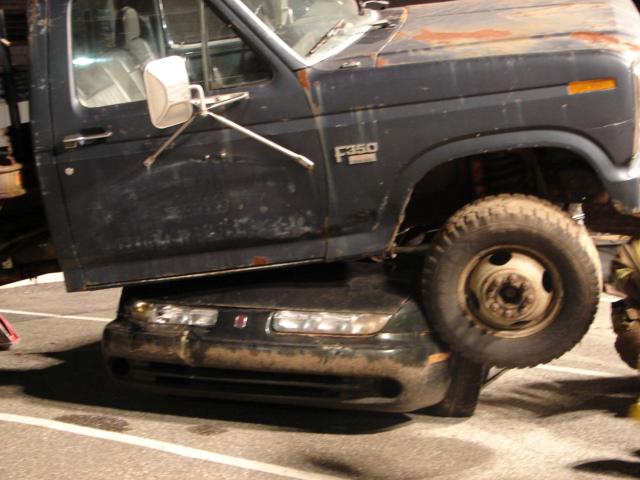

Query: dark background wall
[{"left": 1, "top": 0, "right": 29, "bottom": 101}]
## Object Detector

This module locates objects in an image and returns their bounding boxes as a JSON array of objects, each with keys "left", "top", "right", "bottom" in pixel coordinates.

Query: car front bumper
[{"left": 102, "top": 317, "right": 453, "bottom": 413}]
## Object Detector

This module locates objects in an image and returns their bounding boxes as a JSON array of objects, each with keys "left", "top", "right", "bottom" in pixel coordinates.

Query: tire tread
[{"left": 423, "top": 194, "right": 601, "bottom": 368}]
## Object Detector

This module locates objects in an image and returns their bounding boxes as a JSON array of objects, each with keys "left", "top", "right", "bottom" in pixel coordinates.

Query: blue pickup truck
[{"left": 2, "top": 0, "right": 640, "bottom": 373}]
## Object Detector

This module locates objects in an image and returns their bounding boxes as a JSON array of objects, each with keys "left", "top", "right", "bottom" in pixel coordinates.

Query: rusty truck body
[{"left": 3, "top": 0, "right": 640, "bottom": 372}]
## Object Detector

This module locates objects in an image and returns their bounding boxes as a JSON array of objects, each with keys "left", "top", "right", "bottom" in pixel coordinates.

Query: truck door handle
[{"left": 63, "top": 130, "right": 113, "bottom": 149}]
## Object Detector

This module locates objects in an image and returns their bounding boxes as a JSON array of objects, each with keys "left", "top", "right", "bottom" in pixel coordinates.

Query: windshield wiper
[
  {"left": 306, "top": 19, "right": 346, "bottom": 56},
  {"left": 356, "top": 0, "right": 389, "bottom": 15}
]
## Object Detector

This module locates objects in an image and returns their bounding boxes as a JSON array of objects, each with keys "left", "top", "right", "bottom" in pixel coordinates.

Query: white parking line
[
  {"left": 0, "top": 413, "right": 345, "bottom": 480},
  {"left": 0, "top": 272, "right": 64, "bottom": 289},
  {"left": 0, "top": 309, "right": 111, "bottom": 323},
  {"left": 535, "top": 364, "right": 623, "bottom": 378}
]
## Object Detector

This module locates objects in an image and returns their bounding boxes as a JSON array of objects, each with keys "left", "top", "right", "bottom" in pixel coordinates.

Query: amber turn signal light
[{"left": 568, "top": 78, "right": 617, "bottom": 95}]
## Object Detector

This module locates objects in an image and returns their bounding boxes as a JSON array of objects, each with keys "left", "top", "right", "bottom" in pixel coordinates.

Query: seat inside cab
[
  {"left": 72, "top": 4, "right": 155, "bottom": 107},
  {"left": 70, "top": 0, "right": 270, "bottom": 110}
]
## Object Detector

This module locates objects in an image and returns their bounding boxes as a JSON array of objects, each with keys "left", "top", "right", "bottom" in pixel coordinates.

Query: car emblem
[
  {"left": 334, "top": 142, "right": 379, "bottom": 164},
  {"left": 233, "top": 315, "right": 248, "bottom": 329}
]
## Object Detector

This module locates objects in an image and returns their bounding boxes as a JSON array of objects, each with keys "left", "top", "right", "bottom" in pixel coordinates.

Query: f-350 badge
[{"left": 334, "top": 143, "right": 378, "bottom": 164}]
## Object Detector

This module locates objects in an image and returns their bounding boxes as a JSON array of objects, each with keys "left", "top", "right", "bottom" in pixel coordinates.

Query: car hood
[
  {"left": 373, "top": 0, "right": 640, "bottom": 66},
  {"left": 121, "top": 262, "right": 415, "bottom": 314}
]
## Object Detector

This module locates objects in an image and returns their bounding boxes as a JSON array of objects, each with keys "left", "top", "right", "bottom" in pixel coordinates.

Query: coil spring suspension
[{"left": 470, "top": 154, "right": 530, "bottom": 197}]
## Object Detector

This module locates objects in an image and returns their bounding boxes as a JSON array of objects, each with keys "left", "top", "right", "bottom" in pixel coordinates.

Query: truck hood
[{"left": 375, "top": 0, "right": 640, "bottom": 66}]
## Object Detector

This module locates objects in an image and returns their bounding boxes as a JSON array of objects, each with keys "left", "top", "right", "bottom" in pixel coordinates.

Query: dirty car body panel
[
  {"left": 309, "top": 0, "right": 640, "bottom": 259},
  {"left": 40, "top": 0, "right": 329, "bottom": 291},
  {"left": 29, "top": 0, "right": 640, "bottom": 290},
  {"left": 102, "top": 262, "right": 453, "bottom": 412}
]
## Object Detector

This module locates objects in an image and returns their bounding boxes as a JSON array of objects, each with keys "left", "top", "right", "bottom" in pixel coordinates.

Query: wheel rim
[{"left": 459, "top": 247, "right": 564, "bottom": 338}]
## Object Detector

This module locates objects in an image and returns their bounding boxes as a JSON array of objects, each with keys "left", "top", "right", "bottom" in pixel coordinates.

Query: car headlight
[
  {"left": 270, "top": 310, "right": 391, "bottom": 335},
  {"left": 129, "top": 301, "right": 218, "bottom": 326}
]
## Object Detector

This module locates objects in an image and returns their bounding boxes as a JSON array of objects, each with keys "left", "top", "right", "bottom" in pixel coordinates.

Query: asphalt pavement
[{"left": 0, "top": 280, "right": 638, "bottom": 480}]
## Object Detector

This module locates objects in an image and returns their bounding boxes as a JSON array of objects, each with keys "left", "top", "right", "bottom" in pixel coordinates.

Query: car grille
[{"left": 110, "top": 359, "right": 402, "bottom": 400}]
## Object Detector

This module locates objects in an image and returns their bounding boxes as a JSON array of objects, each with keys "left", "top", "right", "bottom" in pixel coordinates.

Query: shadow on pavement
[
  {"left": 573, "top": 449, "right": 640, "bottom": 479},
  {"left": 480, "top": 376, "right": 639, "bottom": 419},
  {"left": 0, "top": 341, "right": 411, "bottom": 434}
]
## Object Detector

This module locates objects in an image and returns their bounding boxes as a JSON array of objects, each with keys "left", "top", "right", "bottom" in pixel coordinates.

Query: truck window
[
  {"left": 70, "top": 0, "right": 270, "bottom": 108},
  {"left": 161, "top": 0, "right": 234, "bottom": 45},
  {"left": 236, "top": 0, "right": 376, "bottom": 61},
  {"left": 161, "top": 0, "right": 271, "bottom": 90}
]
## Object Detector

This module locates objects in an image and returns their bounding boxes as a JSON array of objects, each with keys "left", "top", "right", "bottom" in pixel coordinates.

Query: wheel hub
[
  {"left": 484, "top": 273, "right": 535, "bottom": 323},
  {"left": 466, "top": 250, "right": 556, "bottom": 334}
]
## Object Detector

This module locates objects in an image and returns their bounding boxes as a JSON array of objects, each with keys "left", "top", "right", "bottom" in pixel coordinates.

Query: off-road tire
[{"left": 422, "top": 194, "right": 601, "bottom": 368}]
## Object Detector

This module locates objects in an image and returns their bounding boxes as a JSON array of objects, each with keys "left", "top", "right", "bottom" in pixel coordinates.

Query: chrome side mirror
[
  {"left": 143, "top": 56, "right": 193, "bottom": 129},
  {"left": 142, "top": 57, "right": 314, "bottom": 170}
]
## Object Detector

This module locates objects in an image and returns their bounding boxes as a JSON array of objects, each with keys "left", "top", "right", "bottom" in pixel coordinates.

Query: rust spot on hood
[
  {"left": 297, "top": 69, "right": 310, "bottom": 91},
  {"left": 412, "top": 28, "right": 511, "bottom": 43},
  {"left": 376, "top": 57, "right": 389, "bottom": 67},
  {"left": 571, "top": 31, "right": 623, "bottom": 46},
  {"left": 571, "top": 31, "right": 640, "bottom": 53}
]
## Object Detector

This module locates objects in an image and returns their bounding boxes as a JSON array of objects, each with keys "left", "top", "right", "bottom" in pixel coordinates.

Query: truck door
[{"left": 46, "top": 0, "right": 327, "bottom": 290}]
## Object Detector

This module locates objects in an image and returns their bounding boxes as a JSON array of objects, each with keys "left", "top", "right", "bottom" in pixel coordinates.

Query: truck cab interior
[{"left": 71, "top": 0, "right": 270, "bottom": 108}]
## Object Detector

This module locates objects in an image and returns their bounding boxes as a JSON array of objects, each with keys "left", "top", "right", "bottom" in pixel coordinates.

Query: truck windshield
[{"left": 238, "top": 0, "right": 376, "bottom": 61}]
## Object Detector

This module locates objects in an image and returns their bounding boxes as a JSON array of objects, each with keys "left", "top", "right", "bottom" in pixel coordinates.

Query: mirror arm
[
  {"left": 145, "top": 84, "right": 314, "bottom": 170},
  {"left": 202, "top": 110, "right": 314, "bottom": 169},
  {"left": 191, "top": 84, "right": 208, "bottom": 114},
  {"left": 190, "top": 85, "right": 250, "bottom": 113},
  {"left": 205, "top": 91, "right": 250, "bottom": 110},
  {"left": 143, "top": 114, "right": 199, "bottom": 169}
]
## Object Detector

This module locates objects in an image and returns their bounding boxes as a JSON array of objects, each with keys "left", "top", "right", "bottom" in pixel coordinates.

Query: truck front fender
[
  {"left": 396, "top": 129, "right": 640, "bottom": 214},
  {"left": 327, "top": 129, "right": 640, "bottom": 261}
]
